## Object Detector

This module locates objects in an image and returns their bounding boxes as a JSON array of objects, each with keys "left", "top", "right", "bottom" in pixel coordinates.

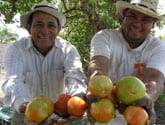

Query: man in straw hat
[
  {"left": 87, "top": 0, "right": 165, "bottom": 125},
  {"left": 2, "top": 2, "right": 87, "bottom": 125}
]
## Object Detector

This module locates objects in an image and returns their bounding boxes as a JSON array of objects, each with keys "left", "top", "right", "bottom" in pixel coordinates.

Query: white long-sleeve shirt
[{"left": 2, "top": 36, "right": 87, "bottom": 112}]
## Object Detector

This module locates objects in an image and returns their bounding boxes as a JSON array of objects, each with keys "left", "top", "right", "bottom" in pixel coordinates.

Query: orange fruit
[
  {"left": 54, "top": 94, "right": 71, "bottom": 117},
  {"left": 124, "top": 106, "right": 149, "bottom": 125},
  {"left": 36, "top": 96, "right": 54, "bottom": 116},
  {"left": 90, "top": 98, "right": 115, "bottom": 123},
  {"left": 116, "top": 76, "right": 146, "bottom": 104},
  {"left": 88, "top": 75, "right": 113, "bottom": 98},
  {"left": 67, "top": 96, "right": 86, "bottom": 116},
  {"left": 25, "top": 98, "right": 49, "bottom": 123}
]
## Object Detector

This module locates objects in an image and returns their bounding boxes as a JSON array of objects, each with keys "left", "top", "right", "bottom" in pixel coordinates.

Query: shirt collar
[{"left": 25, "top": 36, "right": 63, "bottom": 50}]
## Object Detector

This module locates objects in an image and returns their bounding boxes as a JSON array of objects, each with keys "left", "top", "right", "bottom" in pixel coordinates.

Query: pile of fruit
[
  {"left": 25, "top": 75, "right": 149, "bottom": 125},
  {"left": 25, "top": 94, "right": 86, "bottom": 124},
  {"left": 87, "top": 75, "right": 148, "bottom": 124}
]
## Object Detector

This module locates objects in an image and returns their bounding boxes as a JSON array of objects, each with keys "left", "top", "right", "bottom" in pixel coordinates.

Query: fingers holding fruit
[
  {"left": 19, "top": 102, "right": 29, "bottom": 116},
  {"left": 145, "top": 106, "right": 156, "bottom": 125},
  {"left": 132, "top": 93, "right": 152, "bottom": 108},
  {"left": 23, "top": 118, "right": 38, "bottom": 125}
]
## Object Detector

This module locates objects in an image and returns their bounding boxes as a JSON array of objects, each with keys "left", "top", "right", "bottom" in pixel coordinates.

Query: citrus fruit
[
  {"left": 124, "top": 106, "right": 149, "bottom": 125},
  {"left": 67, "top": 96, "right": 86, "bottom": 116},
  {"left": 36, "top": 96, "right": 54, "bottom": 116},
  {"left": 25, "top": 98, "right": 49, "bottom": 123},
  {"left": 88, "top": 75, "right": 113, "bottom": 98},
  {"left": 116, "top": 76, "right": 146, "bottom": 104},
  {"left": 90, "top": 98, "right": 115, "bottom": 123},
  {"left": 54, "top": 94, "right": 71, "bottom": 117}
]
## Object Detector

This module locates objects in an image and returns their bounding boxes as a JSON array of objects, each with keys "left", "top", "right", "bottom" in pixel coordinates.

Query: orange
[
  {"left": 25, "top": 98, "right": 49, "bottom": 123},
  {"left": 67, "top": 96, "right": 86, "bottom": 116},
  {"left": 54, "top": 94, "right": 71, "bottom": 117},
  {"left": 124, "top": 106, "right": 149, "bottom": 125},
  {"left": 88, "top": 75, "right": 113, "bottom": 98},
  {"left": 36, "top": 96, "right": 54, "bottom": 116},
  {"left": 116, "top": 76, "right": 146, "bottom": 104},
  {"left": 90, "top": 98, "right": 115, "bottom": 123}
]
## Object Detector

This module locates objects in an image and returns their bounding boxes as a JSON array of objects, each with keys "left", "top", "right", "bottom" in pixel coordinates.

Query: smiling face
[
  {"left": 27, "top": 12, "right": 61, "bottom": 55},
  {"left": 122, "top": 9, "right": 156, "bottom": 48}
]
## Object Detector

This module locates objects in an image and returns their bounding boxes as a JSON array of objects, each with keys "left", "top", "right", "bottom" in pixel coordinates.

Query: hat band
[
  {"left": 33, "top": 4, "right": 58, "bottom": 11},
  {"left": 132, "top": 3, "right": 156, "bottom": 13}
]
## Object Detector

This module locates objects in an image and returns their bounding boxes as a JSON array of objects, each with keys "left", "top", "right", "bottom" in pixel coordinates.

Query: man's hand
[
  {"left": 19, "top": 102, "right": 29, "bottom": 114},
  {"left": 86, "top": 93, "right": 100, "bottom": 124},
  {"left": 132, "top": 93, "right": 152, "bottom": 108},
  {"left": 130, "top": 93, "right": 156, "bottom": 125},
  {"left": 54, "top": 115, "right": 82, "bottom": 125},
  {"left": 145, "top": 107, "right": 156, "bottom": 125}
]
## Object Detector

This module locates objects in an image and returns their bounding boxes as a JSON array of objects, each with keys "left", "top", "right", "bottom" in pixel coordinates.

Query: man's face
[
  {"left": 28, "top": 12, "right": 61, "bottom": 54},
  {"left": 122, "top": 9, "right": 156, "bottom": 48}
]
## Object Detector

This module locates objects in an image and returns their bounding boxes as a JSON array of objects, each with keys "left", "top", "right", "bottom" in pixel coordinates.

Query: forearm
[{"left": 87, "top": 55, "right": 110, "bottom": 79}]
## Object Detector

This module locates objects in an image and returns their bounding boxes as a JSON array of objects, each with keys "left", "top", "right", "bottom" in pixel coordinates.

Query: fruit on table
[
  {"left": 88, "top": 75, "right": 113, "bottom": 98},
  {"left": 25, "top": 98, "right": 49, "bottom": 123},
  {"left": 54, "top": 94, "right": 71, "bottom": 117},
  {"left": 90, "top": 98, "right": 115, "bottom": 123},
  {"left": 36, "top": 96, "right": 54, "bottom": 116},
  {"left": 124, "top": 105, "right": 149, "bottom": 125},
  {"left": 116, "top": 76, "right": 146, "bottom": 104},
  {"left": 67, "top": 96, "right": 86, "bottom": 116}
]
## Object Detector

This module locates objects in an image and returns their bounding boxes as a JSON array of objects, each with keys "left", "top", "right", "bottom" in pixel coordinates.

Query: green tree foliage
[
  {"left": 0, "top": 0, "right": 52, "bottom": 23},
  {"left": 58, "top": 0, "right": 121, "bottom": 70}
]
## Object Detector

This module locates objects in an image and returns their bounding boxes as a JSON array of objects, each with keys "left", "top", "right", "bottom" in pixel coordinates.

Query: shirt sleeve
[
  {"left": 90, "top": 30, "right": 111, "bottom": 59},
  {"left": 63, "top": 44, "right": 87, "bottom": 95},
  {"left": 146, "top": 41, "right": 165, "bottom": 76},
  {"left": 2, "top": 45, "right": 30, "bottom": 112}
]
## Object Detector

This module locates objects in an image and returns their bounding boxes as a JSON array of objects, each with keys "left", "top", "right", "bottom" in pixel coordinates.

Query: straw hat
[
  {"left": 116, "top": 0, "right": 165, "bottom": 21},
  {"left": 20, "top": 2, "right": 66, "bottom": 28}
]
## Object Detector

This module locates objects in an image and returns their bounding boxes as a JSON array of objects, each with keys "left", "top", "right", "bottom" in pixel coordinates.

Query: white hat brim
[
  {"left": 116, "top": 1, "right": 164, "bottom": 21},
  {"left": 20, "top": 7, "right": 66, "bottom": 28}
]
